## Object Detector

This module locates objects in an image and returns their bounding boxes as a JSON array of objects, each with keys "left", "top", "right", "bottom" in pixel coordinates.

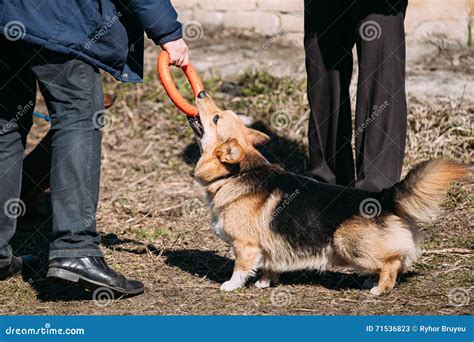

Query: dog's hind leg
[
  {"left": 255, "top": 270, "right": 280, "bottom": 289},
  {"left": 370, "top": 258, "right": 402, "bottom": 296},
  {"left": 220, "top": 240, "right": 261, "bottom": 291}
]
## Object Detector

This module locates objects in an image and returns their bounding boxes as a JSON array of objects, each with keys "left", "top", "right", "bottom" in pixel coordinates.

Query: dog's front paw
[
  {"left": 369, "top": 286, "right": 384, "bottom": 296},
  {"left": 220, "top": 280, "right": 242, "bottom": 292},
  {"left": 255, "top": 279, "right": 271, "bottom": 289}
]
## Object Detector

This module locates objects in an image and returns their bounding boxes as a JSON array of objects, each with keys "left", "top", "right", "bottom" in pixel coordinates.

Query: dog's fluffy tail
[{"left": 392, "top": 159, "right": 470, "bottom": 222}]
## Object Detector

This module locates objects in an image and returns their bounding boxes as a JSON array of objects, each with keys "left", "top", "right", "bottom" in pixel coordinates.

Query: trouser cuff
[{"left": 49, "top": 248, "right": 103, "bottom": 259}]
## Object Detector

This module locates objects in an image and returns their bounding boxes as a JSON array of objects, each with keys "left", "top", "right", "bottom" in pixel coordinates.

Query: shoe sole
[{"left": 47, "top": 267, "right": 144, "bottom": 295}]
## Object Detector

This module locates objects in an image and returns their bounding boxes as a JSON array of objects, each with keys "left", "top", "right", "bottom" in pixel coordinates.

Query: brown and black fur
[{"left": 193, "top": 92, "right": 470, "bottom": 295}]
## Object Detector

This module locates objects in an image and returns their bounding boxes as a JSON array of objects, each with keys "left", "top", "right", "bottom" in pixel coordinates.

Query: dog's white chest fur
[
  {"left": 210, "top": 212, "right": 231, "bottom": 244},
  {"left": 206, "top": 194, "right": 232, "bottom": 244}
]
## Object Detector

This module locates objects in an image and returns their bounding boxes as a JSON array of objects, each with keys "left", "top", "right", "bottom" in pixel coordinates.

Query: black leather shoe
[
  {"left": 0, "top": 256, "right": 30, "bottom": 280},
  {"left": 47, "top": 257, "right": 144, "bottom": 295}
]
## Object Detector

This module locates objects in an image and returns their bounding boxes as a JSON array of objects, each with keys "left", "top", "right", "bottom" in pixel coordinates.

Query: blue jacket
[{"left": 0, "top": 0, "right": 183, "bottom": 82}]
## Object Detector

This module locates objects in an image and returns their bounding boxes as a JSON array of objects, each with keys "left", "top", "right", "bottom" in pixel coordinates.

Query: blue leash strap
[{"left": 33, "top": 111, "right": 51, "bottom": 122}]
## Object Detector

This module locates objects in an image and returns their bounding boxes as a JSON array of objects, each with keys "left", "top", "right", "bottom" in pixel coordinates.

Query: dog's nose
[{"left": 197, "top": 90, "right": 207, "bottom": 99}]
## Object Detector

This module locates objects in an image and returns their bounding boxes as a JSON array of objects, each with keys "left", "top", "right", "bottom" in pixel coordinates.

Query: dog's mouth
[
  {"left": 191, "top": 90, "right": 212, "bottom": 139},
  {"left": 188, "top": 115, "right": 204, "bottom": 139}
]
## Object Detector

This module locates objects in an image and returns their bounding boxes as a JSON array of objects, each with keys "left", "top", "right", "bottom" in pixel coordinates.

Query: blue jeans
[{"left": 0, "top": 37, "right": 104, "bottom": 267}]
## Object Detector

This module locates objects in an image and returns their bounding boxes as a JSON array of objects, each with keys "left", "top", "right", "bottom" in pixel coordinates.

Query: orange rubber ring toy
[{"left": 157, "top": 51, "right": 204, "bottom": 117}]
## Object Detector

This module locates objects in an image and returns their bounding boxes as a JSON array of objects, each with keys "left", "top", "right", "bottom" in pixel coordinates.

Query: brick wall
[
  {"left": 406, "top": 0, "right": 472, "bottom": 44},
  {"left": 172, "top": 0, "right": 473, "bottom": 50},
  {"left": 172, "top": 0, "right": 304, "bottom": 44}
]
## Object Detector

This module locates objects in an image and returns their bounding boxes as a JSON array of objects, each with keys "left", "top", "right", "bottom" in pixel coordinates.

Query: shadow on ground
[
  {"left": 164, "top": 248, "right": 417, "bottom": 291},
  {"left": 102, "top": 234, "right": 417, "bottom": 292}
]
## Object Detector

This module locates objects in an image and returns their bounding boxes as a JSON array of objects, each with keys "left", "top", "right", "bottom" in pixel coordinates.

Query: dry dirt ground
[{"left": 1, "top": 31, "right": 472, "bottom": 315}]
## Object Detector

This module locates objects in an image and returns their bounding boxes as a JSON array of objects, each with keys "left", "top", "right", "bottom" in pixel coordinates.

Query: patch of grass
[{"left": 135, "top": 227, "right": 170, "bottom": 240}]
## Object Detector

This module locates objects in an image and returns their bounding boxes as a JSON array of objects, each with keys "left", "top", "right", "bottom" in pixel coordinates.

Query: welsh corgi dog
[{"left": 191, "top": 91, "right": 469, "bottom": 295}]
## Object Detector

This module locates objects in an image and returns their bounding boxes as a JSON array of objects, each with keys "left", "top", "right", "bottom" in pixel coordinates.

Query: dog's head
[{"left": 193, "top": 91, "right": 270, "bottom": 183}]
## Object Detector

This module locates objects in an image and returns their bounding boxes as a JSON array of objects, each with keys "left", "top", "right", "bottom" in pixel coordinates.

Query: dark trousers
[
  {"left": 0, "top": 37, "right": 104, "bottom": 267},
  {"left": 305, "top": 0, "right": 408, "bottom": 191}
]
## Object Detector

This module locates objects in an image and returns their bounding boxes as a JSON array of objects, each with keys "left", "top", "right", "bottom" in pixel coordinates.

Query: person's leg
[
  {"left": 21, "top": 96, "right": 115, "bottom": 212},
  {"left": 20, "top": 130, "right": 52, "bottom": 216},
  {"left": 305, "top": 0, "right": 357, "bottom": 186},
  {"left": 29, "top": 48, "right": 104, "bottom": 259},
  {"left": 22, "top": 130, "right": 52, "bottom": 194},
  {"left": 29, "top": 47, "right": 143, "bottom": 295},
  {"left": 0, "top": 37, "right": 36, "bottom": 268},
  {"left": 354, "top": 0, "right": 408, "bottom": 191}
]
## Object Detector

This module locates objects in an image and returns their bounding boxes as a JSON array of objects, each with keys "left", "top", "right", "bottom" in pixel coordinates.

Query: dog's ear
[
  {"left": 247, "top": 128, "right": 270, "bottom": 145},
  {"left": 216, "top": 139, "right": 244, "bottom": 164}
]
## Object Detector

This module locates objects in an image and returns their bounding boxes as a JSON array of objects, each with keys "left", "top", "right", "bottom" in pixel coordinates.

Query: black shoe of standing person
[
  {"left": 47, "top": 257, "right": 144, "bottom": 296},
  {"left": 0, "top": 255, "right": 35, "bottom": 281}
]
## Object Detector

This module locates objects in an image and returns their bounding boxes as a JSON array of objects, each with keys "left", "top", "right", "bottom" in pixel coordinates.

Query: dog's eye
[{"left": 213, "top": 115, "right": 220, "bottom": 125}]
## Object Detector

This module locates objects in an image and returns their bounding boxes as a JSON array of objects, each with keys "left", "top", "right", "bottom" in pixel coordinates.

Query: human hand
[{"left": 161, "top": 38, "right": 189, "bottom": 67}]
